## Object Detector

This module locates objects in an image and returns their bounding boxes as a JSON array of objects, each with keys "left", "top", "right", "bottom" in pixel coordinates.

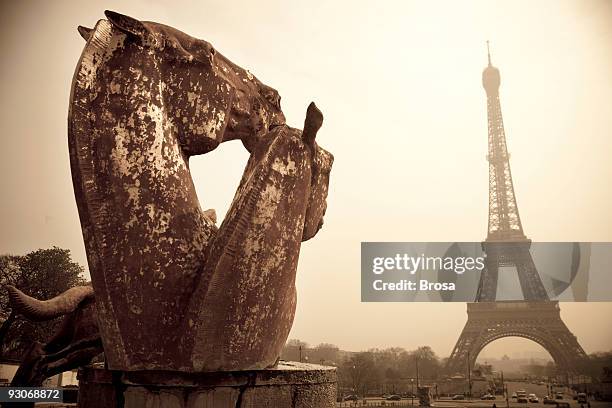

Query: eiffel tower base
[{"left": 446, "top": 301, "right": 588, "bottom": 375}]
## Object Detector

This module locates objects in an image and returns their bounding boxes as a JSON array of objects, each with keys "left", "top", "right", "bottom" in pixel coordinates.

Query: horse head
[{"left": 80, "top": 11, "right": 286, "bottom": 156}]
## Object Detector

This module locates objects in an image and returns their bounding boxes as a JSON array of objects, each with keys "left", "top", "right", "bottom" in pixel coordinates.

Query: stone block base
[{"left": 77, "top": 362, "right": 336, "bottom": 408}]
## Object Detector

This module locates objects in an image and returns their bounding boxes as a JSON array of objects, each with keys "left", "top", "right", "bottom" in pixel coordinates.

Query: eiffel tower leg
[
  {"left": 476, "top": 259, "right": 498, "bottom": 301},
  {"left": 447, "top": 321, "right": 480, "bottom": 375},
  {"left": 514, "top": 247, "right": 549, "bottom": 301},
  {"left": 476, "top": 243, "right": 500, "bottom": 301}
]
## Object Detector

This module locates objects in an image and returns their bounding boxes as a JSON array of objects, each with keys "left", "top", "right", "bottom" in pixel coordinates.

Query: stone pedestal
[{"left": 77, "top": 362, "right": 336, "bottom": 408}]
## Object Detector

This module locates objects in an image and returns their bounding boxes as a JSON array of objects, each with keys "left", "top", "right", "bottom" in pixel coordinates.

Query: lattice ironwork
[
  {"left": 476, "top": 43, "right": 548, "bottom": 301},
  {"left": 447, "top": 46, "right": 588, "bottom": 376},
  {"left": 446, "top": 302, "right": 588, "bottom": 375}
]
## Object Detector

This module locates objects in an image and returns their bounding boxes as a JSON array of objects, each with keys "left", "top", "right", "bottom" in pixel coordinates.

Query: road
[
  {"left": 338, "top": 398, "right": 612, "bottom": 407},
  {"left": 338, "top": 380, "right": 610, "bottom": 407},
  {"left": 433, "top": 398, "right": 612, "bottom": 407}
]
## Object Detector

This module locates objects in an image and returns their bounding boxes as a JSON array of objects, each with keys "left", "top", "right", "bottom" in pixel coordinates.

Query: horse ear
[
  {"left": 302, "top": 102, "right": 323, "bottom": 148},
  {"left": 104, "top": 10, "right": 148, "bottom": 38},
  {"left": 77, "top": 25, "right": 92, "bottom": 41}
]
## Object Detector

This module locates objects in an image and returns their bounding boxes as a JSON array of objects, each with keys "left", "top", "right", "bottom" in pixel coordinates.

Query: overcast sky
[{"left": 1, "top": 0, "right": 611, "bottom": 359}]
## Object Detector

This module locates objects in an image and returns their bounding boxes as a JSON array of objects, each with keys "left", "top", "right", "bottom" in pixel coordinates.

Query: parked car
[
  {"left": 512, "top": 392, "right": 518, "bottom": 399},
  {"left": 343, "top": 394, "right": 359, "bottom": 401},
  {"left": 543, "top": 395, "right": 556, "bottom": 404},
  {"left": 555, "top": 402, "right": 570, "bottom": 408},
  {"left": 452, "top": 394, "right": 465, "bottom": 400},
  {"left": 555, "top": 392, "right": 564, "bottom": 399},
  {"left": 528, "top": 393, "right": 539, "bottom": 403},
  {"left": 517, "top": 395, "right": 529, "bottom": 403},
  {"left": 577, "top": 392, "right": 587, "bottom": 403},
  {"left": 386, "top": 395, "right": 401, "bottom": 401},
  {"left": 481, "top": 394, "right": 495, "bottom": 400}
]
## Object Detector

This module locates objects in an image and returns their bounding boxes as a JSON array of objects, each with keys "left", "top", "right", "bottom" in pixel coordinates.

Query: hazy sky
[{"left": 1, "top": 0, "right": 611, "bottom": 359}]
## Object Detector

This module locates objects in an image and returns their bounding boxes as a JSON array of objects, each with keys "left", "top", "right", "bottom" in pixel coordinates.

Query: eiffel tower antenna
[{"left": 486, "top": 40, "right": 492, "bottom": 66}]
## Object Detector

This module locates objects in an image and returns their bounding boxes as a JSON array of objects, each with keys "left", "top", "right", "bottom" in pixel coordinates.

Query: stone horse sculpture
[{"left": 6, "top": 9, "right": 332, "bottom": 380}]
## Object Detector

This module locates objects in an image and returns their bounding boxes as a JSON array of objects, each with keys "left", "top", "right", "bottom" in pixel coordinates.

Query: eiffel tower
[
  {"left": 476, "top": 41, "right": 548, "bottom": 302},
  {"left": 445, "top": 43, "right": 587, "bottom": 375}
]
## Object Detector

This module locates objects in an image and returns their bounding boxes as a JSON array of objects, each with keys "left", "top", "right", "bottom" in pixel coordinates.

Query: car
[
  {"left": 543, "top": 395, "right": 556, "bottom": 404},
  {"left": 555, "top": 403, "right": 570, "bottom": 408},
  {"left": 555, "top": 392, "right": 564, "bottom": 399},
  {"left": 343, "top": 395, "right": 359, "bottom": 401},
  {"left": 481, "top": 394, "right": 495, "bottom": 400},
  {"left": 386, "top": 395, "right": 401, "bottom": 401},
  {"left": 512, "top": 392, "right": 518, "bottom": 399},
  {"left": 528, "top": 393, "right": 539, "bottom": 403},
  {"left": 452, "top": 394, "right": 465, "bottom": 400},
  {"left": 577, "top": 392, "right": 587, "bottom": 403},
  {"left": 517, "top": 395, "right": 529, "bottom": 403}
]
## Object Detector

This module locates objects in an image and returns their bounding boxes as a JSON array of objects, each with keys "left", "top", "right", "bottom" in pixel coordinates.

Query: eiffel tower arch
[
  {"left": 446, "top": 301, "right": 588, "bottom": 375},
  {"left": 446, "top": 43, "right": 588, "bottom": 375}
]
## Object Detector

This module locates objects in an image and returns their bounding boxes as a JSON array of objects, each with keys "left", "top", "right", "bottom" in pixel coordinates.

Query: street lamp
[
  {"left": 352, "top": 365, "right": 356, "bottom": 396},
  {"left": 466, "top": 351, "right": 472, "bottom": 400},
  {"left": 501, "top": 371, "right": 509, "bottom": 408},
  {"left": 416, "top": 355, "right": 420, "bottom": 388}
]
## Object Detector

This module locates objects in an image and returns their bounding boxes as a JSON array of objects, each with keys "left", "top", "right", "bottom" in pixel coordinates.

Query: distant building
[
  {"left": 0, "top": 358, "right": 78, "bottom": 387},
  {"left": 0, "top": 359, "right": 19, "bottom": 385}
]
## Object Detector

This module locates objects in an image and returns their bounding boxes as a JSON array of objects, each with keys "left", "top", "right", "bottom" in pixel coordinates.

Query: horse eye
[{"left": 264, "top": 90, "right": 281, "bottom": 108}]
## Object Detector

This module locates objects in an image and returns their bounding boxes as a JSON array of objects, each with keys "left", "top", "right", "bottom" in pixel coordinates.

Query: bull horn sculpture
[{"left": 7, "top": 285, "right": 94, "bottom": 321}]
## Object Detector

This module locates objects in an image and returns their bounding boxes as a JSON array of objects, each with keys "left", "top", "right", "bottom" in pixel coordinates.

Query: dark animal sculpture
[
  {"left": 2, "top": 285, "right": 100, "bottom": 408},
  {"left": 5, "top": 286, "right": 100, "bottom": 385},
  {"left": 6, "top": 9, "right": 333, "bottom": 381}
]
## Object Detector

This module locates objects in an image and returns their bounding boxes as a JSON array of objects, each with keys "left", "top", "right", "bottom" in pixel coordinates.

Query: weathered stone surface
[
  {"left": 67, "top": 10, "right": 334, "bottom": 372},
  {"left": 77, "top": 362, "right": 336, "bottom": 408},
  {"left": 76, "top": 367, "right": 118, "bottom": 408},
  {"left": 293, "top": 384, "right": 338, "bottom": 408},
  {"left": 186, "top": 388, "right": 240, "bottom": 408}
]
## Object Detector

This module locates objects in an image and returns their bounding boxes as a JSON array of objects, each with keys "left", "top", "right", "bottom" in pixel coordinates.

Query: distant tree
[
  {"left": 0, "top": 255, "right": 21, "bottom": 353},
  {"left": 398, "top": 346, "right": 441, "bottom": 380},
  {"left": 0, "top": 247, "right": 87, "bottom": 358},
  {"left": 281, "top": 339, "right": 310, "bottom": 362},
  {"left": 580, "top": 352, "right": 612, "bottom": 379},
  {"left": 544, "top": 361, "right": 557, "bottom": 377},
  {"left": 338, "top": 352, "right": 381, "bottom": 395},
  {"left": 310, "top": 343, "right": 340, "bottom": 365},
  {"left": 285, "top": 339, "right": 309, "bottom": 349},
  {"left": 522, "top": 362, "right": 547, "bottom": 377},
  {"left": 475, "top": 362, "right": 493, "bottom": 376}
]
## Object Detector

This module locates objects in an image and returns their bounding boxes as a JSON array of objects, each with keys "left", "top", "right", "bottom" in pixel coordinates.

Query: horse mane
[{"left": 68, "top": 19, "right": 216, "bottom": 368}]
